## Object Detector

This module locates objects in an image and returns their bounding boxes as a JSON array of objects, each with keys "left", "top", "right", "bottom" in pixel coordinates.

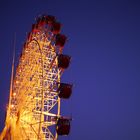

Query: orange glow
[{"left": 13, "top": 92, "right": 16, "bottom": 96}]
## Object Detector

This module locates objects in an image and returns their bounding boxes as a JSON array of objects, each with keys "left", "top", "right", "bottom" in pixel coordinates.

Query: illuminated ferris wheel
[{"left": 0, "top": 15, "right": 72, "bottom": 140}]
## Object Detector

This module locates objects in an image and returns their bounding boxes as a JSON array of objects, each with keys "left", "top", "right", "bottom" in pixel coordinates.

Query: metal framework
[{"left": 0, "top": 15, "right": 71, "bottom": 140}]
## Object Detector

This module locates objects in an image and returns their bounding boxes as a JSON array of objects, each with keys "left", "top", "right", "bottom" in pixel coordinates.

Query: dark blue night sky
[{"left": 0, "top": 0, "right": 140, "bottom": 140}]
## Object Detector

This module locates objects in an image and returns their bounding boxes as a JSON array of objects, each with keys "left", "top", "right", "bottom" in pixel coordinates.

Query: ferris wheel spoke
[
  {"left": 20, "top": 125, "right": 30, "bottom": 140},
  {"left": 20, "top": 119, "right": 42, "bottom": 139},
  {"left": 30, "top": 124, "right": 42, "bottom": 140}
]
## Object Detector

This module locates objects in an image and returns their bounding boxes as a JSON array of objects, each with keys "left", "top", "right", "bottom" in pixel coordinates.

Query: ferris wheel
[{"left": 0, "top": 14, "right": 72, "bottom": 140}]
